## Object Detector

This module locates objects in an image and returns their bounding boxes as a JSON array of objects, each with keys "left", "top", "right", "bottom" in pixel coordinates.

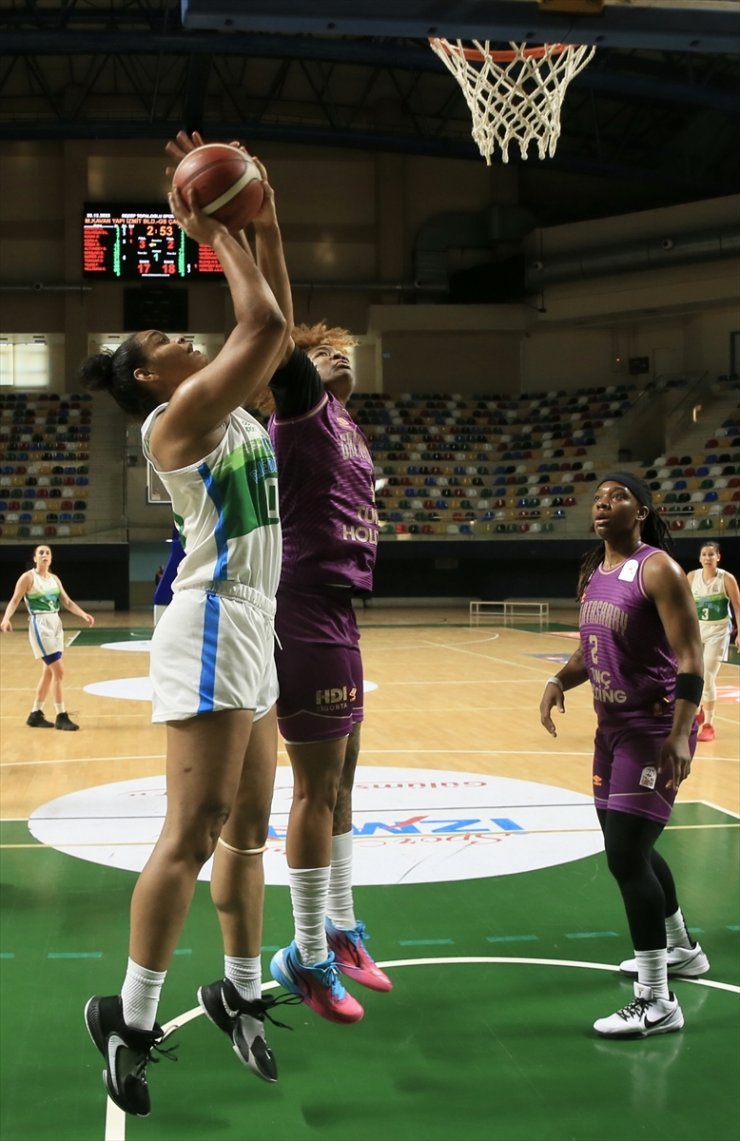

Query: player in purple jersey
[
  {"left": 248, "top": 193, "right": 391, "bottom": 1021},
  {"left": 261, "top": 321, "right": 392, "bottom": 1024},
  {"left": 539, "top": 472, "right": 708, "bottom": 1038}
]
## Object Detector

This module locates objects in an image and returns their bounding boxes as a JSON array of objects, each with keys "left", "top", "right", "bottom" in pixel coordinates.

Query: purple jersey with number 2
[
  {"left": 581, "top": 543, "right": 695, "bottom": 823},
  {"left": 580, "top": 543, "right": 677, "bottom": 715}
]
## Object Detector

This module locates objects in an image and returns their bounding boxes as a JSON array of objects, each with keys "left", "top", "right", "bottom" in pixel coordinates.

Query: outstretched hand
[
  {"left": 164, "top": 129, "right": 206, "bottom": 178},
  {"left": 164, "top": 131, "right": 276, "bottom": 230}
]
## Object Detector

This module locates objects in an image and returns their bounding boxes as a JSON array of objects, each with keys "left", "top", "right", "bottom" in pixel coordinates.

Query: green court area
[
  {"left": 1, "top": 807, "right": 738, "bottom": 1141},
  {"left": 71, "top": 627, "right": 153, "bottom": 646}
]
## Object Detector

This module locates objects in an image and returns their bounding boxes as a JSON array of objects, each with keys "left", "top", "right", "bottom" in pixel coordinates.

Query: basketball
[{"left": 172, "top": 143, "right": 264, "bottom": 231}]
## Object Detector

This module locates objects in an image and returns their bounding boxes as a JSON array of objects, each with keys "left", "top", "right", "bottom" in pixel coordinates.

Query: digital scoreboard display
[{"left": 82, "top": 204, "right": 224, "bottom": 280}]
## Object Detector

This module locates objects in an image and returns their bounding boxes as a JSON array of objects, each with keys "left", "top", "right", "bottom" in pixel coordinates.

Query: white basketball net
[{"left": 429, "top": 39, "right": 596, "bottom": 165}]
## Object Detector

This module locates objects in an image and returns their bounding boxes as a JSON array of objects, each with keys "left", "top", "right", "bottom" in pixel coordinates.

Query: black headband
[{"left": 598, "top": 471, "right": 653, "bottom": 510}]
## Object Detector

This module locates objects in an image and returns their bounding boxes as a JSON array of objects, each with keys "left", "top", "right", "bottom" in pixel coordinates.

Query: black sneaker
[
  {"left": 26, "top": 710, "right": 54, "bottom": 728},
  {"left": 197, "top": 978, "right": 299, "bottom": 1083},
  {"left": 55, "top": 712, "right": 79, "bottom": 731},
  {"left": 84, "top": 995, "right": 172, "bottom": 1117}
]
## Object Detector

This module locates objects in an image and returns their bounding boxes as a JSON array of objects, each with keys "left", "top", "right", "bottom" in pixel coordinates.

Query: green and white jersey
[
  {"left": 24, "top": 571, "right": 61, "bottom": 614},
  {"left": 142, "top": 404, "right": 281, "bottom": 599},
  {"left": 691, "top": 567, "right": 731, "bottom": 625}
]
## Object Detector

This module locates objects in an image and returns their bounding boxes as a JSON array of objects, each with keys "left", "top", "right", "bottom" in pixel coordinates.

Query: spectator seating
[
  {"left": 0, "top": 393, "right": 92, "bottom": 541},
  {"left": 352, "top": 384, "right": 635, "bottom": 537},
  {"left": 2, "top": 380, "right": 734, "bottom": 543},
  {"left": 645, "top": 406, "right": 739, "bottom": 534}
]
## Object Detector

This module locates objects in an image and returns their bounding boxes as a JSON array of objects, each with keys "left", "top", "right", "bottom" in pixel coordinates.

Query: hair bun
[{"left": 79, "top": 350, "right": 114, "bottom": 392}]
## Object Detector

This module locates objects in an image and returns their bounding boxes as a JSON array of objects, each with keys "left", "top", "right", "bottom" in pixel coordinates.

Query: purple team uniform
[
  {"left": 269, "top": 346, "right": 378, "bottom": 743},
  {"left": 580, "top": 542, "right": 697, "bottom": 824}
]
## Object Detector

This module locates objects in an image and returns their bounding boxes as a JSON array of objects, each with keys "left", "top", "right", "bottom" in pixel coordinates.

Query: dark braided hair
[
  {"left": 78, "top": 336, "right": 159, "bottom": 419},
  {"left": 576, "top": 483, "right": 675, "bottom": 600}
]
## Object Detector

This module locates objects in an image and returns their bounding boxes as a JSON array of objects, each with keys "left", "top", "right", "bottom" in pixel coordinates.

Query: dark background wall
[{"left": 2, "top": 538, "right": 738, "bottom": 611}]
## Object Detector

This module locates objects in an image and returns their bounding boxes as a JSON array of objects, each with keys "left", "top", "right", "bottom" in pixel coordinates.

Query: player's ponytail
[
  {"left": 78, "top": 338, "right": 158, "bottom": 419},
  {"left": 641, "top": 508, "right": 674, "bottom": 556}
]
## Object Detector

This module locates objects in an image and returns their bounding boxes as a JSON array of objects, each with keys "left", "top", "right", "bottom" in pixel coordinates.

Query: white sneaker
[
  {"left": 619, "top": 942, "right": 710, "bottom": 979},
  {"left": 594, "top": 983, "right": 684, "bottom": 1038}
]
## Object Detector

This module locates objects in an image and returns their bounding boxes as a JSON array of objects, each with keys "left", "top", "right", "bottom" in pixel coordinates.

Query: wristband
[
  {"left": 547, "top": 676, "right": 564, "bottom": 692},
  {"left": 675, "top": 672, "right": 703, "bottom": 706}
]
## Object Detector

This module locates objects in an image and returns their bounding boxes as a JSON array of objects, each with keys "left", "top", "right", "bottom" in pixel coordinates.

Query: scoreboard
[{"left": 83, "top": 205, "right": 224, "bottom": 280}]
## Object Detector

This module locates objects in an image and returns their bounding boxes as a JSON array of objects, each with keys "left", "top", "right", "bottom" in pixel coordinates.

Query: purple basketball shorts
[
  {"left": 275, "top": 587, "right": 364, "bottom": 743},
  {"left": 592, "top": 705, "right": 698, "bottom": 824}
]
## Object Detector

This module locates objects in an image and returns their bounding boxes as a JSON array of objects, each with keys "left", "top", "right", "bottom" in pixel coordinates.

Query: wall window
[{"left": 0, "top": 336, "right": 51, "bottom": 388}]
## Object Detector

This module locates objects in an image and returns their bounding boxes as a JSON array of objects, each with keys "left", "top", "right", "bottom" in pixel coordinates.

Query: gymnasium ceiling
[{"left": 1, "top": 0, "right": 739, "bottom": 223}]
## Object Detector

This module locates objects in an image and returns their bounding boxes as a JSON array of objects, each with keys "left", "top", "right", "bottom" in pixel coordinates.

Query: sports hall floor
[{"left": 1, "top": 605, "right": 738, "bottom": 1141}]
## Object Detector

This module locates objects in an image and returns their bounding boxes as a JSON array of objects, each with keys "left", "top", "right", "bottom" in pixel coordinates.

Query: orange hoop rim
[{"left": 429, "top": 37, "right": 572, "bottom": 63}]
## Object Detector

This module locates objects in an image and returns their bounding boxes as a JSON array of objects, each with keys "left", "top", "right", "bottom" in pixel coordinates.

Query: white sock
[
  {"left": 121, "top": 958, "right": 167, "bottom": 1031},
  {"left": 327, "top": 831, "right": 356, "bottom": 930},
  {"left": 665, "top": 907, "right": 693, "bottom": 950},
  {"left": 54, "top": 703, "right": 65, "bottom": 715},
  {"left": 224, "top": 955, "right": 262, "bottom": 1004},
  {"left": 32, "top": 701, "right": 43, "bottom": 713},
  {"left": 634, "top": 949, "right": 669, "bottom": 999},
  {"left": 288, "top": 865, "right": 330, "bottom": 965}
]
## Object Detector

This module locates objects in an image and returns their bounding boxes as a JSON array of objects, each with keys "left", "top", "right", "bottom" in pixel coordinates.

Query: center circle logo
[{"left": 29, "top": 766, "right": 603, "bottom": 885}]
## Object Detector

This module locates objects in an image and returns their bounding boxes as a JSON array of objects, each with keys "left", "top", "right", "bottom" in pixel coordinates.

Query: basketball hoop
[{"left": 429, "top": 38, "right": 596, "bottom": 165}]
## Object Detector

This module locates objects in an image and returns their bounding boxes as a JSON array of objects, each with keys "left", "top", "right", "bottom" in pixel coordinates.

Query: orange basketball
[{"left": 172, "top": 143, "right": 264, "bottom": 232}]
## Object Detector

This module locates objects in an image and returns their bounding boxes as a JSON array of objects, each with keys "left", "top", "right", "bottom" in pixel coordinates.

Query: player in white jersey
[
  {"left": 164, "top": 131, "right": 389, "bottom": 1031},
  {"left": 78, "top": 153, "right": 291, "bottom": 1118},
  {"left": 1, "top": 543, "right": 94, "bottom": 730},
  {"left": 687, "top": 541, "right": 740, "bottom": 742}
]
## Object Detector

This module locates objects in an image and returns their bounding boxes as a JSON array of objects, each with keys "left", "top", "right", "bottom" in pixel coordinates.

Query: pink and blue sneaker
[
  {"left": 326, "top": 919, "right": 393, "bottom": 993},
  {"left": 269, "top": 941, "right": 364, "bottom": 1024}
]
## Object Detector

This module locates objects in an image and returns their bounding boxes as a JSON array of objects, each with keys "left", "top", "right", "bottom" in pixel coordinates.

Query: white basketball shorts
[
  {"left": 149, "top": 585, "right": 278, "bottom": 723},
  {"left": 28, "top": 612, "right": 64, "bottom": 661}
]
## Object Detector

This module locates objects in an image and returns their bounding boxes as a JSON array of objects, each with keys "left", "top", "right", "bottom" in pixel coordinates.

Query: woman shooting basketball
[
  {"left": 78, "top": 166, "right": 290, "bottom": 1116},
  {"left": 166, "top": 130, "right": 392, "bottom": 1031}
]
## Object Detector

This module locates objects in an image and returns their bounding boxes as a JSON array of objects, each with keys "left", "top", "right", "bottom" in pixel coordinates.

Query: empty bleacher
[
  {"left": 1, "top": 377, "right": 736, "bottom": 545},
  {"left": 353, "top": 383, "right": 636, "bottom": 537},
  {"left": 0, "top": 392, "right": 92, "bottom": 541},
  {"left": 644, "top": 383, "right": 740, "bottom": 534}
]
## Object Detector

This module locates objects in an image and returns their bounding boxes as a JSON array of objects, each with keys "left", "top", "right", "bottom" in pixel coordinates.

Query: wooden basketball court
[{"left": 1, "top": 605, "right": 738, "bottom": 1141}]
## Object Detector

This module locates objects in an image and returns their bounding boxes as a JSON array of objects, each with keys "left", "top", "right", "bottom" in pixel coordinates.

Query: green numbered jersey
[{"left": 691, "top": 568, "right": 731, "bottom": 624}]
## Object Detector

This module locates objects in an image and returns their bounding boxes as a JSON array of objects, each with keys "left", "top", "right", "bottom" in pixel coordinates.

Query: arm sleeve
[{"left": 269, "top": 345, "right": 324, "bottom": 418}]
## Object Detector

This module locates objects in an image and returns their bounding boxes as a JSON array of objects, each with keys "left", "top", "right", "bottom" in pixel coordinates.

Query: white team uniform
[
  {"left": 25, "top": 571, "right": 64, "bottom": 661},
  {"left": 142, "top": 404, "right": 282, "bottom": 723},
  {"left": 691, "top": 567, "right": 732, "bottom": 702}
]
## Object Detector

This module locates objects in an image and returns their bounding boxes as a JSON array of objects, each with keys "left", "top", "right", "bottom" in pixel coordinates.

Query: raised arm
[
  {"left": 149, "top": 185, "right": 286, "bottom": 467},
  {"left": 249, "top": 159, "right": 294, "bottom": 368},
  {"left": 163, "top": 131, "right": 290, "bottom": 399}
]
